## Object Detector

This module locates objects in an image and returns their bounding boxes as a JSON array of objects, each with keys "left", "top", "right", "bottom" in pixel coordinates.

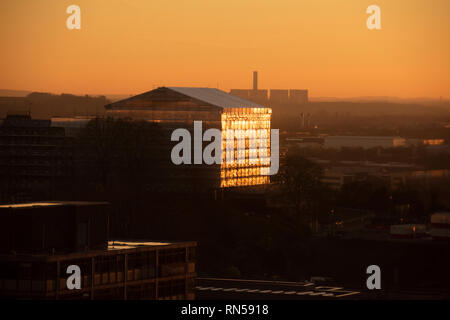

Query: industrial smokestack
[{"left": 253, "top": 71, "right": 258, "bottom": 90}]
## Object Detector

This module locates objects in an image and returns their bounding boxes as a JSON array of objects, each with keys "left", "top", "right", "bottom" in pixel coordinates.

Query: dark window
[{"left": 77, "top": 221, "right": 88, "bottom": 247}]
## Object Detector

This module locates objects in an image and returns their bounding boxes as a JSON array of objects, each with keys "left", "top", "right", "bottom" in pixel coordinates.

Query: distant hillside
[
  {"left": 0, "top": 89, "right": 131, "bottom": 102},
  {"left": 105, "top": 94, "right": 134, "bottom": 102},
  {"left": 0, "top": 92, "right": 110, "bottom": 119},
  {"left": 310, "top": 96, "right": 449, "bottom": 106},
  {"left": 0, "top": 89, "right": 32, "bottom": 97}
]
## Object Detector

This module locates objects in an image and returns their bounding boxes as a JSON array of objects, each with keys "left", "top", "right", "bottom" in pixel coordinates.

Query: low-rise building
[
  {"left": 318, "top": 160, "right": 449, "bottom": 189},
  {"left": 324, "top": 136, "right": 406, "bottom": 149},
  {"left": 0, "top": 201, "right": 197, "bottom": 300},
  {"left": 0, "top": 113, "right": 73, "bottom": 203}
]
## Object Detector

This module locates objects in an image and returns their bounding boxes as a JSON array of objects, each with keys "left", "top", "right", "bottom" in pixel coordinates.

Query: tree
[
  {"left": 76, "top": 117, "right": 165, "bottom": 189},
  {"left": 277, "top": 151, "right": 328, "bottom": 234},
  {"left": 339, "top": 176, "right": 390, "bottom": 212},
  {"left": 74, "top": 117, "right": 168, "bottom": 236}
]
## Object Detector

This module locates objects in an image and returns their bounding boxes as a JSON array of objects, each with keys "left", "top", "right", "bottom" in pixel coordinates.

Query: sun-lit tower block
[
  {"left": 220, "top": 107, "right": 271, "bottom": 188},
  {"left": 105, "top": 87, "right": 272, "bottom": 189}
]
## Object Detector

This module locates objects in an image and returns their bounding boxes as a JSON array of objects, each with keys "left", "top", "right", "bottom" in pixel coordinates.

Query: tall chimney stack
[{"left": 253, "top": 71, "right": 258, "bottom": 90}]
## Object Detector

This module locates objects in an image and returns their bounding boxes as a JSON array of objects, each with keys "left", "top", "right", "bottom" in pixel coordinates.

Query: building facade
[
  {"left": 0, "top": 113, "right": 73, "bottom": 204},
  {"left": 105, "top": 87, "right": 273, "bottom": 188},
  {"left": 0, "top": 201, "right": 197, "bottom": 300}
]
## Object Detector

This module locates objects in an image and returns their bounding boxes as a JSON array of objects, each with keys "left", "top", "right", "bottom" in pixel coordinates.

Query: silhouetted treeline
[{"left": 0, "top": 92, "right": 109, "bottom": 118}]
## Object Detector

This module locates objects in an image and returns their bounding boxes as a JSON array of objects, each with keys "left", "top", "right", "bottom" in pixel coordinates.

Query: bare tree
[{"left": 277, "top": 152, "right": 326, "bottom": 234}]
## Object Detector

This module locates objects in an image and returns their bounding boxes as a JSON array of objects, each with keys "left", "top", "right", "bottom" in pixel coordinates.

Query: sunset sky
[{"left": 0, "top": 0, "right": 449, "bottom": 98}]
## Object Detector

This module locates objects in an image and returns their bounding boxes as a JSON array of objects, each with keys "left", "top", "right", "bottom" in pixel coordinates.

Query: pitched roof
[
  {"left": 106, "top": 87, "right": 269, "bottom": 109},
  {"left": 167, "top": 87, "right": 268, "bottom": 109}
]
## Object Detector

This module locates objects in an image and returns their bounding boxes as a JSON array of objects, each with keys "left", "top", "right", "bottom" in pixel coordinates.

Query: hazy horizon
[{"left": 0, "top": 88, "right": 448, "bottom": 104}]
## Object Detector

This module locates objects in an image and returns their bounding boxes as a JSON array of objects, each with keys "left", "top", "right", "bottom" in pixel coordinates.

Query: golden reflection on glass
[{"left": 220, "top": 107, "right": 272, "bottom": 188}]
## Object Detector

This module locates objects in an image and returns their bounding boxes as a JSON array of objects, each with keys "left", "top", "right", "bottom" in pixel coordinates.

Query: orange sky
[{"left": 0, "top": 0, "right": 449, "bottom": 98}]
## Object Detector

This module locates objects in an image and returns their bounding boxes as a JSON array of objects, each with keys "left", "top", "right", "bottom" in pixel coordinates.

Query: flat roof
[
  {"left": 108, "top": 240, "right": 172, "bottom": 250},
  {"left": 196, "top": 278, "right": 361, "bottom": 299},
  {"left": 0, "top": 201, "right": 109, "bottom": 209},
  {"left": 0, "top": 240, "right": 197, "bottom": 262}
]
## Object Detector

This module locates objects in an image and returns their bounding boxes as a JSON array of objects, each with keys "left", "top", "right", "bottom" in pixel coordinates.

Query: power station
[{"left": 230, "top": 71, "right": 308, "bottom": 105}]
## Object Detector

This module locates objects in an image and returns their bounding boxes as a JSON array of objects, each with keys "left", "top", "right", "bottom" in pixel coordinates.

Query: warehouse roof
[
  {"left": 167, "top": 87, "right": 268, "bottom": 109},
  {"left": 106, "top": 87, "right": 269, "bottom": 110}
]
